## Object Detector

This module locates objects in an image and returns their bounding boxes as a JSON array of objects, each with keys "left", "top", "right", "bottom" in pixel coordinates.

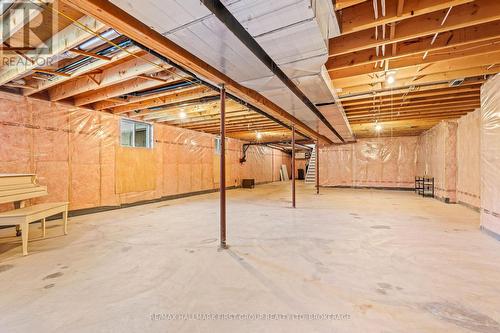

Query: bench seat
[{"left": 0, "top": 202, "right": 69, "bottom": 255}]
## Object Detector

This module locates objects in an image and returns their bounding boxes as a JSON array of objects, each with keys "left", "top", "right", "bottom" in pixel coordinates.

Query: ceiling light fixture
[
  {"left": 374, "top": 122, "right": 383, "bottom": 132},
  {"left": 256, "top": 132, "right": 262, "bottom": 140},
  {"left": 179, "top": 109, "right": 187, "bottom": 119}
]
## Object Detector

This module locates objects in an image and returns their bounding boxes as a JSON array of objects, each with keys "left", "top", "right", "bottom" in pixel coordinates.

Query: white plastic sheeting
[
  {"left": 480, "top": 74, "right": 500, "bottom": 237},
  {"left": 319, "top": 137, "right": 418, "bottom": 188},
  {"left": 457, "top": 109, "right": 481, "bottom": 209},
  {"left": 109, "top": 0, "right": 353, "bottom": 142},
  {"left": 0, "top": 91, "right": 291, "bottom": 212},
  {"left": 416, "top": 121, "right": 458, "bottom": 203}
]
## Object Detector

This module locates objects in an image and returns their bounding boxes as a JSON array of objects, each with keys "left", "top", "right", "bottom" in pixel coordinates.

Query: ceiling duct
[{"left": 109, "top": 0, "right": 355, "bottom": 143}]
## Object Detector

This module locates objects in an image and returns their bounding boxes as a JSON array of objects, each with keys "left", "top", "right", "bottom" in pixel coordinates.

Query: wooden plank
[
  {"left": 48, "top": 53, "right": 167, "bottom": 101},
  {"left": 70, "top": 48, "right": 112, "bottom": 61},
  {"left": 338, "top": 79, "right": 483, "bottom": 100},
  {"left": 0, "top": 3, "right": 41, "bottom": 43},
  {"left": 329, "top": 0, "right": 500, "bottom": 57},
  {"left": 333, "top": 48, "right": 500, "bottom": 88},
  {"left": 347, "top": 105, "right": 479, "bottom": 119},
  {"left": 143, "top": 102, "right": 246, "bottom": 122},
  {"left": 342, "top": 89, "right": 480, "bottom": 107},
  {"left": 340, "top": 0, "right": 473, "bottom": 35},
  {"left": 25, "top": 46, "right": 141, "bottom": 96},
  {"left": 73, "top": 74, "right": 175, "bottom": 106},
  {"left": 335, "top": 0, "right": 368, "bottom": 10},
  {"left": 348, "top": 110, "right": 473, "bottom": 123},
  {"left": 115, "top": 146, "right": 156, "bottom": 194},
  {"left": 345, "top": 96, "right": 480, "bottom": 112},
  {"left": 336, "top": 66, "right": 498, "bottom": 96},
  {"left": 330, "top": 40, "right": 500, "bottom": 79},
  {"left": 35, "top": 69, "right": 72, "bottom": 77},
  {"left": 327, "top": 21, "right": 500, "bottom": 70},
  {"left": 0, "top": 16, "right": 106, "bottom": 86},
  {"left": 113, "top": 86, "right": 216, "bottom": 114}
]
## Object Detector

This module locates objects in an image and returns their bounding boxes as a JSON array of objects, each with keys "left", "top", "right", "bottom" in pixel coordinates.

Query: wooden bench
[
  {"left": 0, "top": 202, "right": 68, "bottom": 255},
  {"left": 0, "top": 174, "right": 69, "bottom": 255}
]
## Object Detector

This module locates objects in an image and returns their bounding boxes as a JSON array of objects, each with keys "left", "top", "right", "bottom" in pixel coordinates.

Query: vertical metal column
[
  {"left": 316, "top": 139, "right": 320, "bottom": 195},
  {"left": 220, "top": 84, "right": 227, "bottom": 249},
  {"left": 292, "top": 124, "right": 296, "bottom": 208}
]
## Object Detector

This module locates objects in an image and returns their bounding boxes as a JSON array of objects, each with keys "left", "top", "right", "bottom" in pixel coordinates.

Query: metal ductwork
[{"left": 108, "top": 0, "right": 355, "bottom": 143}]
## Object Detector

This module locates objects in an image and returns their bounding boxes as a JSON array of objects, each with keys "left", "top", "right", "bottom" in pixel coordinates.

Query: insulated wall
[
  {"left": 480, "top": 74, "right": 500, "bottom": 236},
  {"left": 416, "top": 121, "right": 458, "bottom": 203},
  {"left": 456, "top": 109, "right": 481, "bottom": 209},
  {"left": 0, "top": 92, "right": 290, "bottom": 212},
  {"left": 320, "top": 137, "right": 417, "bottom": 188}
]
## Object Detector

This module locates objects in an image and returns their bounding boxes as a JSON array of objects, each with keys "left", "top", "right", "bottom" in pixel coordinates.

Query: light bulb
[
  {"left": 179, "top": 111, "right": 187, "bottom": 119},
  {"left": 386, "top": 75, "right": 395, "bottom": 84},
  {"left": 374, "top": 123, "right": 383, "bottom": 132},
  {"left": 256, "top": 132, "right": 262, "bottom": 139}
]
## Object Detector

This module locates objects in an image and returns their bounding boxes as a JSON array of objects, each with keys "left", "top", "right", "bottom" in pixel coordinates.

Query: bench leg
[
  {"left": 41, "top": 218, "right": 46, "bottom": 238},
  {"left": 21, "top": 222, "right": 29, "bottom": 256},
  {"left": 63, "top": 209, "right": 68, "bottom": 235}
]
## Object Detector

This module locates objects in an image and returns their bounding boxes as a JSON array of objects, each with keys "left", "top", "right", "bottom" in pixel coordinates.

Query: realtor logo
[{"left": 1, "top": 0, "right": 58, "bottom": 60}]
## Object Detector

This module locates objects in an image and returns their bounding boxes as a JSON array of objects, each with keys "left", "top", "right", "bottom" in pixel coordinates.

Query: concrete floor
[{"left": 0, "top": 182, "right": 499, "bottom": 333}]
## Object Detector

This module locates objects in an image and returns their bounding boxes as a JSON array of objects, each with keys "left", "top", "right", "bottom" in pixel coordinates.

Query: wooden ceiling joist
[
  {"left": 164, "top": 110, "right": 257, "bottom": 125},
  {"left": 48, "top": 53, "right": 168, "bottom": 101},
  {"left": 338, "top": 66, "right": 498, "bottom": 96},
  {"left": 142, "top": 100, "right": 245, "bottom": 122},
  {"left": 329, "top": 0, "right": 500, "bottom": 57},
  {"left": 332, "top": 50, "right": 500, "bottom": 86},
  {"left": 339, "top": 0, "right": 473, "bottom": 35},
  {"left": 342, "top": 90, "right": 480, "bottom": 107},
  {"left": 335, "top": 0, "right": 369, "bottom": 10},
  {"left": 182, "top": 116, "right": 272, "bottom": 129},
  {"left": 331, "top": 41, "right": 500, "bottom": 79},
  {"left": 348, "top": 110, "right": 473, "bottom": 123},
  {"left": 328, "top": 20, "right": 500, "bottom": 72},
  {"left": 0, "top": 16, "right": 106, "bottom": 86},
  {"left": 345, "top": 97, "right": 480, "bottom": 113},
  {"left": 0, "top": 2, "right": 41, "bottom": 43},
  {"left": 24, "top": 45, "right": 141, "bottom": 96},
  {"left": 112, "top": 86, "right": 216, "bottom": 115},
  {"left": 64, "top": 0, "right": 329, "bottom": 142},
  {"left": 347, "top": 103, "right": 479, "bottom": 117},
  {"left": 73, "top": 72, "right": 178, "bottom": 106}
]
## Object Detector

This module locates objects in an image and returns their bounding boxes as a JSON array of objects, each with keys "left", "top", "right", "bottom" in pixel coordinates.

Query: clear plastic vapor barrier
[
  {"left": 319, "top": 137, "right": 418, "bottom": 188},
  {"left": 480, "top": 74, "right": 500, "bottom": 235},
  {"left": 0, "top": 92, "right": 290, "bottom": 212}
]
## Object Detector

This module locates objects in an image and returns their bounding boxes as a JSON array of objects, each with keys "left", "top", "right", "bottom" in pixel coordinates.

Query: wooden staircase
[{"left": 305, "top": 146, "right": 316, "bottom": 183}]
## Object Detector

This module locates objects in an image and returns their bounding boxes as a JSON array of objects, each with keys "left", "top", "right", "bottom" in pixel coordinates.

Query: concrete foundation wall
[{"left": 0, "top": 92, "right": 291, "bottom": 212}]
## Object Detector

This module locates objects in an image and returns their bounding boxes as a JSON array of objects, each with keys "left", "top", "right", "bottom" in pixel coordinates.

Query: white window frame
[
  {"left": 120, "top": 118, "right": 154, "bottom": 149},
  {"left": 214, "top": 136, "right": 222, "bottom": 155}
]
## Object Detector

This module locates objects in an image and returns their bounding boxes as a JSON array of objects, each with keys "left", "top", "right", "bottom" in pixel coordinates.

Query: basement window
[
  {"left": 215, "top": 136, "right": 222, "bottom": 155},
  {"left": 120, "top": 119, "right": 153, "bottom": 148}
]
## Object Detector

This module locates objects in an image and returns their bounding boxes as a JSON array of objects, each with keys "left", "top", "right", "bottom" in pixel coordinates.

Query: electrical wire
[{"left": 27, "top": 0, "right": 203, "bottom": 88}]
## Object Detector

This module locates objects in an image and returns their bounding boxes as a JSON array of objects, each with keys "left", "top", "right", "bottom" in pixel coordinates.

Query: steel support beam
[
  {"left": 200, "top": 0, "right": 345, "bottom": 143},
  {"left": 134, "top": 42, "right": 311, "bottom": 139},
  {"left": 292, "top": 125, "right": 296, "bottom": 208},
  {"left": 220, "top": 84, "right": 227, "bottom": 249}
]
